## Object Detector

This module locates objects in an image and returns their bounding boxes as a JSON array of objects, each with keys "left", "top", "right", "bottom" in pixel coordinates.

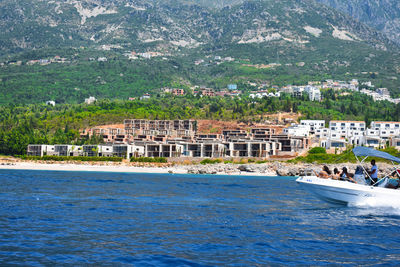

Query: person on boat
[
  {"left": 332, "top": 168, "right": 340, "bottom": 180},
  {"left": 318, "top": 165, "right": 331, "bottom": 178},
  {"left": 340, "top": 167, "right": 357, "bottom": 183},
  {"left": 368, "top": 160, "right": 378, "bottom": 185},
  {"left": 353, "top": 165, "right": 368, "bottom": 185}
]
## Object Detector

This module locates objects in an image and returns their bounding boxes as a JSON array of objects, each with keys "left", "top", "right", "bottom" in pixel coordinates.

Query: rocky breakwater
[
  {"left": 275, "top": 162, "right": 397, "bottom": 177},
  {"left": 185, "top": 163, "right": 279, "bottom": 176},
  {"left": 184, "top": 162, "right": 398, "bottom": 177}
]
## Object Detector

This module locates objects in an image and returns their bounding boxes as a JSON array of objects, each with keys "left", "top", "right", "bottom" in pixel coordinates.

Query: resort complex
[{"left": 27, "top": 118, "right": 400, "bottom": 159}]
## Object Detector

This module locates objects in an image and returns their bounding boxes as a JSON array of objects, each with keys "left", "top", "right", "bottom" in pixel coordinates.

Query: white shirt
[{"left": 371, "top": 165, "right": 378, "bottom": 179}]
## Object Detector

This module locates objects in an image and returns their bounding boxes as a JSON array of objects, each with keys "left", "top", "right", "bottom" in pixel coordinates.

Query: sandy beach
[{"left": 0, "top": 162, "right": 278, "bottom": 176}]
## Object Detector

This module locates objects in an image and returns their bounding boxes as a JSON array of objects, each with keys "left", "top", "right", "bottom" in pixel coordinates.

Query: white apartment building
[
  {"left": 370, "top": 121, "right": 400, "bottom": 132},
  {"left": 328, "top": 121, "right": 366, "bottom": 147},
  {"left": 329, "top": 121, "right": 365, "bottom": 132},
  {"left": 300, "top": 120, "right": 325, "bottom": 134},
  {"left": 315, "top": 128, "right": 330, "bottom": 139},
  {"left": 283, "top": 124, "right": 310, "bottom": 137},
  {"left": 304, "top": 86, "right": 321, "bottom": 101},
  {"left": 364, "top": 121, "right": 400, "bottom": 148}
]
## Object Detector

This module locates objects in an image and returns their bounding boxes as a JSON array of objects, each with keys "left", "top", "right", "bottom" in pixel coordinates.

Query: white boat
[{"left": 296, "top": 146, "right": 400, "bottom": 205}]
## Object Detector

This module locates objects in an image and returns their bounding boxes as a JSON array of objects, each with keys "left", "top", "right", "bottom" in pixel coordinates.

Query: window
[
  {"left": 396, "top": 124, "right": 399, "bottom": 128},
  {"left": 341, "top": 123, "right": 345, "bottom": 126},
  {"left": 350, "top": 123, "right": 355, "bottom": 127},
  {"left": 386, "top": 124, "right": 390, "bottom": 128}
]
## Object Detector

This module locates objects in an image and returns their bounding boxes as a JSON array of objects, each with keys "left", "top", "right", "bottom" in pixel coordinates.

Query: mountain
[
  {"left": 315, "top": 0, "right": 400, "bottom": 44},
  {"left": 1, "top": 0, "right": 400, "bottom": 105},
  {"left": 0, "top": 0, "right": 395, "bottom": 55}
]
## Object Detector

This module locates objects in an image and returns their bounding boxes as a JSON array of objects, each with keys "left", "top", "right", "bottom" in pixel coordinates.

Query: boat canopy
[{"left": 353, "top": 146, "right": 400, "bottom": 164}]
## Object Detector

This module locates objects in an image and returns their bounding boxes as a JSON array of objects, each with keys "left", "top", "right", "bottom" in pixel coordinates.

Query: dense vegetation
[
  {"left": 130, "top": 157, "right": 168, "bottom": 163},
  {"left": 2, "top": 90, "right": 400, "bottom": 156},
  {"left": 290, "top": 147, "right": 400, "bottom": 164},
  {"left": 2, "top": 44, "right": 400, "bottom": 105}
]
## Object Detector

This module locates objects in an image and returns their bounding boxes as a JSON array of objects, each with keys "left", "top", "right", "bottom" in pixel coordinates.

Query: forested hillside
[{"left": 1, "top": 91, "right": 400, "bottom": 155}]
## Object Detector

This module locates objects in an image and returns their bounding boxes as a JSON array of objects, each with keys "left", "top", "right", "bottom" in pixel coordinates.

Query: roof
[
  {"left": 371, "top": 121, "right": 400, "bottom": 124},
  {"left": 330, "top": 121, "right": 365, "bottom": 123},
  {"left": 353, "top": 146, "right": 400, "bottom": 163}
]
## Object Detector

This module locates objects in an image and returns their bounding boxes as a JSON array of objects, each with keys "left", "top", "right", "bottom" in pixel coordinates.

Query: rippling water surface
[{"left": 1, "top": 170, "right": 400, "bottom": 266}]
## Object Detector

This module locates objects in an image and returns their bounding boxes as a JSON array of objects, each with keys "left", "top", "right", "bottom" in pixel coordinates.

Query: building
[
  {"left": 85, "top": 96, "right": 96, "bottom": 104},
  {"left": 45, "top": 145, "right": 82, "bottom": 157},
  {"left": 292, "top": 87, "right": 304, "bottom": 98},
  {"left": 27, "top": 145, "right": 51, "bottom": 157},
  {"left": 46, "top": 101, "right": 56, "bottom": 106},
  {"left": 145, "top": 143, "right": 183, "bottom": 158},
  {"left": 328, "top": 121, "right": 366, "bottom": 148},
  {"left": 140, "top": 94, "right": 151, "bottom": 100},
  {"left": 124, "top": 119, "right": 197, "bottom": 137},
  {"left": 172, "top": 89, "right": 185, "bottom": 96},
  {"left": 304, "top": 86, "right": 321, "bottom": 101},
  {"left": 300, "top": 120, "right": 325, "bottom": 134},
  {"left": 200, "top": 88, "right": 215, "bottom": 97},
  {"left": 377, "top": 88, "right": 390, "bottom": 97},
  {"left": 315, "top": 128, "right": 330, "bottom": 139},
  {"left": 283, "top": 124, "right": 310, "bottom": 137},
  {"left": 367, "top": 121, "right": 400, "bottom": 144},
  {"left": 228, "top": 84, "right": 237, "bottom": 90}
]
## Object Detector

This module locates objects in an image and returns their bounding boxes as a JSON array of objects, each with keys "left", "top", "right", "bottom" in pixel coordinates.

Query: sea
[{"left": 1, "top": 170, "right": 400, "bottom": 266}]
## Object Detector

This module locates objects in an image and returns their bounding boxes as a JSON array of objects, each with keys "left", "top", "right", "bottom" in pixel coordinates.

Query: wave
[{"left": 349, "top": 198, "right": 400, "bottom": 217}]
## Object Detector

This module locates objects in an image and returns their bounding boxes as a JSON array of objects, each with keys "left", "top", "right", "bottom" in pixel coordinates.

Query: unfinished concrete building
[{"left": 124, "top": 119, "right": 197, "bottom": 137}]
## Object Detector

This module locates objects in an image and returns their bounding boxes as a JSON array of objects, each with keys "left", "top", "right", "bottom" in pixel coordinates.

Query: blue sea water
[{"left": 1, "top": 170, "right": 400, "bottom": 266}]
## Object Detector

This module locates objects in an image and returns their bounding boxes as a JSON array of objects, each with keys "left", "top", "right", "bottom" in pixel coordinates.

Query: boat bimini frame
[{"left": 353, "top": 146, "right": 400, "bottom": 187}]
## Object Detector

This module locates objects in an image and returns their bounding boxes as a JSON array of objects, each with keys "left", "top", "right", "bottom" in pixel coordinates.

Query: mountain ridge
[
  {"left": 0, "top": 0, "right": 396, "bottom": 56},
  {"left": 315, "top": 0, "right": 400, "bottom": 44}
]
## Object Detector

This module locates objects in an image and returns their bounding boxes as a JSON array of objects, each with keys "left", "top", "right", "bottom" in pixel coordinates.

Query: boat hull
[{"left": 296, "top": 176, "right": 400, "bottom": 205}]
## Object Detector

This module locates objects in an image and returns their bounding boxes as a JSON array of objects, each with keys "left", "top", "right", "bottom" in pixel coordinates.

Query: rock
[
  {"left": 276, "top": 168, "right": 289, "bottom": 176},
  {"left": 238, "top": 164, "right": 255, "bottom": 172}
]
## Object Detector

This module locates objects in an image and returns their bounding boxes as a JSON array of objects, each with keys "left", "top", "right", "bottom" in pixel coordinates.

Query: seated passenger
[
  {"left": 332, "top": 168, "right": 340, "bottom": 180},
  {"left": 340, "top": 167, "right": 357, "bottom": 183},
  {"left": 382, "top": 178, "right": 400, "bottom": 189},
  {"left": 318, "top": 165, "right": 331, "bottom": 179},
  {"left": 353, "top": 166, "right": 368, "bottom": 185}
]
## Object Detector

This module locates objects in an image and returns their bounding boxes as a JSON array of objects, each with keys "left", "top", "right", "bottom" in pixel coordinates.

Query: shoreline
[
  {"left": 0, "top": 162, "right": 278, "bottom": 176},
  {"left": 0, "top": 160, "right": 395, "bottom": 177}
]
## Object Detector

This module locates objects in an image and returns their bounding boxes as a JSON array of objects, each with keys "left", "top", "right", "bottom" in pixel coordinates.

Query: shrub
[
  {"left": 308, "top": 147, "right": 327, "bottom": 154},
  {"left": 200, "top": 159, "right": 223, "bottom": 165},
  {"left": 130, "top": 157, "right": 167, "bottom": 163}
]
